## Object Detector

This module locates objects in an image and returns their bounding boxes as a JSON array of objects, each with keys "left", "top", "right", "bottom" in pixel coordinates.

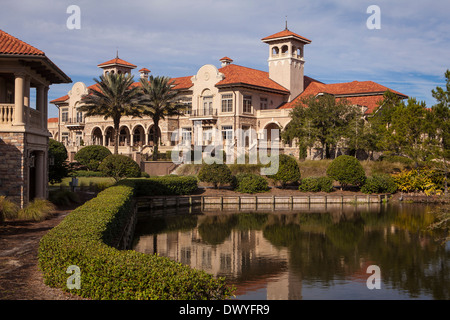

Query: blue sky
[{"left": 1, "top": 0, "right": 449, "bottom": 118}]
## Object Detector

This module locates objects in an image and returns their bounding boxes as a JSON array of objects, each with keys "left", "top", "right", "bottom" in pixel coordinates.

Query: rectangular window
[
  {"left": 61, "top": 108, "right": 68, "bottom": 122},
  {"left": 260, "top": 97, "right": 268, "bottom": 110},
  {"left": 222, "top": 125, "right": 233, "bottom": 143},
  {"left": 221, "top": 94, "right": 233, "bottom": 113},
  {"left": 243, "top": 95, "right": 252, "bottom": 113},
  {"left": 182, "top": 128, "right": 192, "bottom": 145},
  {"left": 76, "top": 111, "right": 83, "bottom": 123},
  {"left": 62, "top": 132, "right": 69, "bottom": 146},
  {"left": 203, "top": 126, "right": 212, "bottom": 144},
  {"left": 180, "top": 97, "right": 192, "bottom": 115}
]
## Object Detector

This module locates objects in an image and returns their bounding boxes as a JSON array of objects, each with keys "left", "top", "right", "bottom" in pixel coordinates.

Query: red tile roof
[
  {"left": 47, "top": 117, "right": 58, "bottom": 123},
  {"left": 217, "top": 64, "right": 289, "bottom": 93},
  {"left": 0, "top": 29, "right": 45, "bottom": 56},
  {"left": 97, "top": 57, "right": 137, "bottom": 68},
  {"left": 280, "top": 79, "right": 408, "bottom": 114},
  {"left": 220, "top": 56, "right": 233, "bottom": 62},
  {"left": 139, "top": 68, "right": 150, "bottom": 72},
  {"left": 170, "top": 76, "right": 193, "bottom": 90},
  {"left": 262, "top": 29, "right": 311, "bottom": 44}
]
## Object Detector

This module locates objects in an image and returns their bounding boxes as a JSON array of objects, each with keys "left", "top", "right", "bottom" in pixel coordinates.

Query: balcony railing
[
  {"left": 0, "top": 104, "right": 14, "bottom": 125},
  {"left": 190, "top": 108, "right": 218, "bottom": 118}
]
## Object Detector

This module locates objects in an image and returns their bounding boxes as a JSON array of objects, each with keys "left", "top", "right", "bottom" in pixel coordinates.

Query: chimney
[
  {"left": 139, "top": 68, "right": 150, "bottom": 80},
  {"left": 220, "top": 57, "right": 233, "bottom": 67}
]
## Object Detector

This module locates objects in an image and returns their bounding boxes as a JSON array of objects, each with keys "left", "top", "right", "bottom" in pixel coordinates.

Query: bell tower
[
  {"left": 97, "top": 52, "right": 137, "bottom": 76},
  {"left": 262, "top": 27, "right": 311, "bottom": 101}
]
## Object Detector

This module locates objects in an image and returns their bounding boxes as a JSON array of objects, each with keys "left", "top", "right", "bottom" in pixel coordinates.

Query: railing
[
  {"left": 0, "top": 104, "right": 14, "bottom": 125},
  {"left": 29, "top": 108, "right": 42, "bottom": 128},
  {"left": 190, "top": 108, "right": 218, "bottom": 117}
]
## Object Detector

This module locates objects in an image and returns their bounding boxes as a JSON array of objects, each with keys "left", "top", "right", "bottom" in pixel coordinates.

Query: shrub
[
  {"left": 361, "top": 174, "right": 398, "bottom": 194},
  {"left": 267, "top": 154, "right": 301, "bottom": 188},
  {"left": 197, "top": 163, "right": 234, "bottom": 189},
  {"left": 18, "top": 199, "right": 55, "bottom": 222},
  {"left": 122, "top": 176, "right": 198, "bottom": 196},
  {"left": 326, "top": 155, "right": 366, "bottom": 189},
  {"left": 0, "top": 196, "right": 19, "bottom": 223},
  {"left": 48, "top": 139, "right": 69, "bottom": 184},
  {"left": 69, "top": 170, "right": 106, "bottom": 177},
  {"left": 299, "top": 177, "right": 334, "bottom": 193},
  {"left": 234, "top": 173, "right": 270, "bottom": 194},
  {"left": 74, "top": 145, "right": 112, "bottom": 171},
  {"left": 392, "top": 168, "right": 444, "bottom": 195},
  {"left": 38, "top": 182, "right": 233, "bottom": 300},
  {"left": 98, "top": 155, "right": 141, "bottom": 181}
]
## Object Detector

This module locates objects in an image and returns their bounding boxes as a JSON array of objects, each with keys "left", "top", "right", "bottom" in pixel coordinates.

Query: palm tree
[
  {"left": 79, "top": 72, "right": 141, "bottom": 155},
  {"left": 140, "top": 75, "right": 184, "bottom": 160}
]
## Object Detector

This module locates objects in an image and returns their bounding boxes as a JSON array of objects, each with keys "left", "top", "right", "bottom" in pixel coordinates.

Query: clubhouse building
[{"left": 48, "top": 27, "right": 408, "bottom": 164}]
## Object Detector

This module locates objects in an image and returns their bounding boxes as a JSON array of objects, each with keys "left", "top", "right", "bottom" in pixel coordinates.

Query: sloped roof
[
  {"left": 97, "top": 57, "right": 137, "bottom": 69},
  {"left": 0, "top": 29, "right": 45, "bottom": 55},
  {"left": 217, "top": 64, "right": 289, "bottom": 93},
  {"left": 280, "top": 79, "right": 408, "bottom": 114},
  {"left": 262, "top": 29, "right": 311, "bottom": 44}
]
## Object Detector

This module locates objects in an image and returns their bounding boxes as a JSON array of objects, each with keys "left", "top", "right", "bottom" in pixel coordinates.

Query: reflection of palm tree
[{"left": 80, "top": 73, "right": 141, "bottom": 154}]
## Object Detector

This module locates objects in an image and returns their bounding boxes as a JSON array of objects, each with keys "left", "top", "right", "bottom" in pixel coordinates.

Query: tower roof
[
  {"left": 97, "top": 57, "right": 137, "bottom": 69},
  {"left": 262, "top": 29, "right": 311, "bottom": 44}
]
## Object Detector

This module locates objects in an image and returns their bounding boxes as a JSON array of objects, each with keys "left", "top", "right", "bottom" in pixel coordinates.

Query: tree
[
  {"left": 98, "top": 154, "right": 141, "bottom": 181},
  {"left": 79, "top": 73, "right": 142, "bottom": 155},
  {"left": 74, "top": 145, "right": 112, "bottom": 171},
  {"left": 282, "top": 94, "right": 357, "bottom": 159},
  {"left": 427, "top": 70, "right": 450, "bottom": 194},
  {"left": 139, "top": 76, "right": 184, "bottom": 161},
  {"left": 48, "top": 139, "right": 69, "bottom": 184}
]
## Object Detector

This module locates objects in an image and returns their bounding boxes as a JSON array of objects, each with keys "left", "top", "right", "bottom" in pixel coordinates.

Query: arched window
[
  {"left": 272, "top": 46, "right": 279, "bottom": 57},
  {"left": 281, "top": 45, "right": 289, "bottom": 55}
]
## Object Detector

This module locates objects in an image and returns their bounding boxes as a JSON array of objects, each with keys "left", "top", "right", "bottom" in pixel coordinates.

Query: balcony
[
  {"left": 189, "top": 108, "right": 218, "bottom": 122},
  {"left": 0, "top": 104, "right": 14, "bottom": 125},
  {"left": 64, "top": 118, "right": 85, "bottom": 130}
]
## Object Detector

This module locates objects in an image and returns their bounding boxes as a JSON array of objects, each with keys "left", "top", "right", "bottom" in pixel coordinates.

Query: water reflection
[{"left": 132, "top": 203, "right": 449, "bottom": 300}]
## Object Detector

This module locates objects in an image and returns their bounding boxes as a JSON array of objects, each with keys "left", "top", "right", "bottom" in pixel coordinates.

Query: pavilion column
[
  {"left": 35, "top": 151, "right": 46, "bottom": 199},
  {"left": 13, "top": 72, "right": 25, "bottom": 126},
  {"left": 24, "top": 76, "right": 30, "bottom": 125},
  {"left": 36, "top": 85, "right": 45, "bottom": 129}
]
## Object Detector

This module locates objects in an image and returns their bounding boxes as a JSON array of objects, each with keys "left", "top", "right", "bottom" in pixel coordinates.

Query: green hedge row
[
  {"left": 121, "top": 176, "right": 198, "bottom": 196},
  {"left": 38, "top": 177, "right": 233, "bottom": 300}
]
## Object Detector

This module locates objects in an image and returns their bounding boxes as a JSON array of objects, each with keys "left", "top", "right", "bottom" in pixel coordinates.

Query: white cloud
[{"left": 1, "top": 0, "right": 449, "bottom": 116}]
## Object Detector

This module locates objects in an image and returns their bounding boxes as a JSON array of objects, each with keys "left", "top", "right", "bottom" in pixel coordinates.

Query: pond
[{"left": 131, "top": 202, "right": 449, "bottom": 300}]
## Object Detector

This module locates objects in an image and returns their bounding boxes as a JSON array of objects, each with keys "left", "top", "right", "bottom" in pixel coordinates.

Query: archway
[
  {"left": 132, "top": 125, "right": 145, "bottom": 147},
  {"left": 119, "top": 126, "right": 130, "bottom": 146},
  {"left": 148, "top": 125, "right": 161, "bottom": 147},
  {"left": 105, "top": 127, "right": 114, "bottom": 147},
  {"left": 91, "top": 127, "right": 103, "bottom": 146}
]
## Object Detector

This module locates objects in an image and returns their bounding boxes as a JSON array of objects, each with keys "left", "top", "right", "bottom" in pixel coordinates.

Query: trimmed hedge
[
  {"left": 326, "top": 155, "right": 366, "bottom": 188},
  {"left": 361, "top": 174, "right": 398, "bottom": 194},
  {"left": 121, "top": 176, "right": 199, "bottom": 196},
  {"left": 299, "top": 177, "right": 334, "bottom": 193},
  {"left": 234, "top": 173, "right": 270, "bottom": 194},
  {"left": 38, "top": 177, "right": 233, "bottom": 300},
  {"left": 197, "top": 163, "right": 234, "bottom": 189}
]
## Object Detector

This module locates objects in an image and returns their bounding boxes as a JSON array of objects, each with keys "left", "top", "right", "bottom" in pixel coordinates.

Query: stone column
[
  {"left": 13, "top": 72, "right": 25, "bottom": 126},
  {"left": 24, "top": 76, "right": 30, "bottom": 125},
  {"left": 35, "top": 151, "right": 45, "bottom": 199},
  {"left": 37, "top": 85, "right": 45, "bottom": 129}
]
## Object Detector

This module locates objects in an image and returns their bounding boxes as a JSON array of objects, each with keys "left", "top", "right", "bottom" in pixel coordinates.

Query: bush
[
  {"left": 122, "top": 176, "right": 198, "bottom": 196},
  {"left": 74, "top": 145, "right": 112, "bottom": 171},
  {"left": 98, "top": 155, "right": 141, "bottom": 181},
  {"left": 0, "top": 196, "right": 19, "bottom": 223},
  {"left": 299, "top": 177, "right": 334, "bottom": 193},
  {"left": 69, "top": 170, "right": 107, "bottom": 177},
  {"left": 326, "top": 155, "right": 366, "bottom": 189},
  {"left": 197, "top": 163, "right": 234, "bottom": 189},
  {"left": 267, "top": 154, "right": 301, "bottom": 188},
  {"left": 234, "top": 173, "right": 270, "bottom": 194},
  {"left": 18, "top": 199, "right": 55, "bottom": 222},
  {"left": 392, "top": 168, "right": 444, "bottom": 195},
  {"left": 361, "top": 174, "right": 398, "bottom": 194},
  {"left": 38, "top": 182, "right": 233, "bottom": 300},
  {"left": 48, "top": 139, "right": 69, "bottom": 184}
]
